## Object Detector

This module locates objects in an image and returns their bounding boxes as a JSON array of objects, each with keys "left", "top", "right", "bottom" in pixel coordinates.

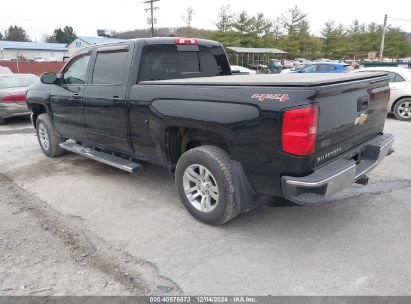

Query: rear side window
[
  {"left": 317, "top": 64, "right": 336, "bottom": 71},
  {"left": 394, "top": 73, "right": 405, "bottom": 82},
  {"left": 92, "top": 50, "right": 128, "bottom": 84},
  {"left": 139, "top": 44, "right": 230, "bottom": 81},
  {"left": 386, "top": 72, "right": 397, "bottom": 82}
]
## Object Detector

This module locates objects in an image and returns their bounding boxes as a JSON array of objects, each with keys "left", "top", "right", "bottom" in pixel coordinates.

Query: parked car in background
[
  {"left": 282, "top": 60, "right": 295, "bottom": 69},
  {"left": 265, "top": 59, "right": 283, "bottom": 73},
  {"left": 314, "top": 58, "right": 331, "bottom": 62},
  {"left": 398, "top": 58, "right": 411, "bottom": 63},
  {"left": 354, "top": 67, "right": 411, "bottom": 120},
  {"left": 294, "top": 58, "right": 309, "bottom": 63},
  {"left": 230, "top": 65, "right": 257, "bottom": 75},
  {"left": 280, "top": 63, "right": 310, "bottom": 74},
  {"left": 290, "top": 62, "right": 354, "bottom": 74},
  {"left": 0, "top": 74, "right": 40, "bottom": 124},
  {"left": 0, "top": 66, "right": 13, "bottom": 75},
  {"left": 246, "top": 60, "right": 265, "bottom": 70}
]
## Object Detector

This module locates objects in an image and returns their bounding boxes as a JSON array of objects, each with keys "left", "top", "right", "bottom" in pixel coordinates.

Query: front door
[
  {"left": 49, "top": 52, "right": 91, "bottom": 141},
  {"left": 82, "top": 44, "right": 132, "bottom": 152}
]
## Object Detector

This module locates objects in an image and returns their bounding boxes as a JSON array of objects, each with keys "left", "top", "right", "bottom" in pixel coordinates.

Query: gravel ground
[
  {"left": 0, "top": 175, "right": 132, "bottom": 296},
  {"left": 0, "top": 173, "right": 179, "bottom": 296}
]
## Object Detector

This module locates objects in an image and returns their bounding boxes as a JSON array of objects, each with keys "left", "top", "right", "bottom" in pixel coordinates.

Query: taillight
[
  {"left": 175, "top": 38, "right": 199, "bottom": 45},
  {"left": 282, "top": 105, "right": 318, "bottom": 156},
  {"left": 1, "top": 94, "right": 26, "bottom": 103}
]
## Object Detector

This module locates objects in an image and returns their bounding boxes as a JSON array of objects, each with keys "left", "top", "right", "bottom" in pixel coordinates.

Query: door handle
[
  {"left": 72, "top": 93, "right": 81, "bottom": 99},
  {"left": 112, "top": 96, "right": 124, "bottom": 103},
  {"left": 357, "top": 96, "right": 369, "bottom": 112}
]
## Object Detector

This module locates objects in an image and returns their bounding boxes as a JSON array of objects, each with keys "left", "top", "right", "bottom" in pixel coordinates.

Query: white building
[
  {"left": 67, "top": 36, "right": 123, "bottom": 57},
  {"left": 0, "top": 41, "right": 68, "bottom": 61}
]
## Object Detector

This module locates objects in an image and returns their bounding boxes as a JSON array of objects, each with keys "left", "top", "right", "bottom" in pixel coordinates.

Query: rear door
[
  {"left": 83, "top": 43, "right": 133, "bottom": 152},
  {"left": 314, "top": 75, "right": 390, "bottom": 167}
]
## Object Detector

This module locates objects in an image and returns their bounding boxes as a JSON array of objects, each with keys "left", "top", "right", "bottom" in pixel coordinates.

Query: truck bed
[{"left": 141, "top": 72, "right": 387, "bottom": 87}]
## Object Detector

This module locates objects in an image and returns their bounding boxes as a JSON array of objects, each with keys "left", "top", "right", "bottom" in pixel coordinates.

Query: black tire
[
  {"left": 393, "top": 98, "right": 411, "bottom": 121},
  {"left": 36, "top": 113, "right": 65, "bottom": 157},
  {"left": 0, "top": 117, "right": 5, "bottom": 125},
  {"left": 175, "top": 145, "right": 239, "bottom": 225}
]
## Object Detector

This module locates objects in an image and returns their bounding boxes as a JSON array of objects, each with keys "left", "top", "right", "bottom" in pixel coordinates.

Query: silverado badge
[{"left": 355, "top": 113, "right": 368, "bottom": 125}]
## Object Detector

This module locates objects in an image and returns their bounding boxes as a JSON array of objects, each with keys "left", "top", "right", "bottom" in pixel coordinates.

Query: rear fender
[{"left": 150, "top": 98, "right": 260, "bottom": 163}]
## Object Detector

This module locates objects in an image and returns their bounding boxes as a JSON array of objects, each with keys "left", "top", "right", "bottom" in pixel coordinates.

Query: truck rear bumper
[{"left": 281, "top": 133, "right": 394, "bottom": 205}]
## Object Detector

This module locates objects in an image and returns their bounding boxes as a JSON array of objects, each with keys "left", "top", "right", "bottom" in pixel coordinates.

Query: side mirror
[{"left": 40, "top": 72, "right": 58, "bottom": 84}]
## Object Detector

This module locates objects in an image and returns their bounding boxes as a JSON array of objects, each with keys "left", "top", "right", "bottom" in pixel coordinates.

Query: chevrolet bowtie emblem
[{"left": 355, "top": 113, "right": 368, "bottom": 125}]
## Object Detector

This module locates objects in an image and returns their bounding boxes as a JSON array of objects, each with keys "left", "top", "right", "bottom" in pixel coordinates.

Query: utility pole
[
  {"left": 143, "top": 0, "right": 160, "bottom": 37},
  {"left": 379, "top": 14, "right": 388, "bottom": 60}
]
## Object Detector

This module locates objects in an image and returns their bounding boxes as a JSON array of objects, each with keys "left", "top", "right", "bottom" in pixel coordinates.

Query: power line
[
  {"left": 142, "top": 0, "right": 160, "bottom": 37},
  {"left": 387, "top": 16, "right": 411, "bottom": 22}
]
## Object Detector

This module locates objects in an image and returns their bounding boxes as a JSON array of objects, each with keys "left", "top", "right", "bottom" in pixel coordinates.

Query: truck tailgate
[{"left": 314, "top": 74, "right": 390, "bottom": 167}]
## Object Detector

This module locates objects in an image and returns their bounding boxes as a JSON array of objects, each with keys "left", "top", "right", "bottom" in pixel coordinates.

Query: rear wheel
[
  {"left": 36, "top": 113, "right": 65, "bottom": 157},
  {"left": 175, "top": 145, "right": 239, "bottom": 225},
  {"left": 393, "top": 98, "right": 411, "bottom": 121}
]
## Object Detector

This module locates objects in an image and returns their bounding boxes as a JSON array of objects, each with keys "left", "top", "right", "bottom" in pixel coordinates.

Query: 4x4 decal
[{"left": 251, "top": 93, "right": 290, "bottom": 102}]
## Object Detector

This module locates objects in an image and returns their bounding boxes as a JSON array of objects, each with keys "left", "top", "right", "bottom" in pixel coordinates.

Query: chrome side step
[{"left": 59, "top": 141, "right": 143, "bottom": 174}]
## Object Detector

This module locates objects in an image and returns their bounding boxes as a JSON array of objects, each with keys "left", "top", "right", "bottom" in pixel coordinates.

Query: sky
[{"left": 1, "top": 0, "right": 411, "bottom": 42}]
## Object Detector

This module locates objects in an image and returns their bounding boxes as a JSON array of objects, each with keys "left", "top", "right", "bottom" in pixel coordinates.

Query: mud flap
[{"left": 231, "top": 160, "right": 260, "bottom": 213}]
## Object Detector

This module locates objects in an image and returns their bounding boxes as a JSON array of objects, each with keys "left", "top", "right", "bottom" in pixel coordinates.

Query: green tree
[
  {"left": 0, "top": 32, "right": 3, "bottom": 40},
  {"left": 232, "top": 11, "right": 253, "bottom": 35},
  {"left": 384, "top": 26, "right": 411, "bottom": 58},
  {"left": 63, "top": 26, "right": 76, "bottom": 43},
  {"left": 47, "top": 26, "right": 76, "bottom": 44},
  {"left": 215, "top": 5, "right": 235, "bottom": 32},
  {"left": 252, "top": 13, "right": 272, "bottom": 37},
  {"left": 363, "top": 22, "right": 382, "bottom": 53},
  {"left": 206, "top": 6, "right": 411, "bottom": 60},
  {"left": 232, "top": 11, "right": 255, "bottom": 47},
  {"left": 271, "top": 17, "right": 283, "bottom": 43},
  {"left": 345, "top": 20, "right": 366, "bottom": 57},
  {"left": 321, "top": 20, "right": 347, "bottom": 58},
  {"left": 280, "top": 6, "right": 308, "bottom": 57},
  {"left": 4, "top": 25, "right": 31, "bottom": 41},
  {"left": 282, "top": 6, "right": 307, "bottom": 36}
]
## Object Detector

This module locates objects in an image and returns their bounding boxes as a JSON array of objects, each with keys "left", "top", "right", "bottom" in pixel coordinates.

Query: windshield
[
  {"left": 294, "top": 64, "right": 309, "bottom": 71},
  {"left": 0, "top": 74, "right": 40, "bottom": 89}
]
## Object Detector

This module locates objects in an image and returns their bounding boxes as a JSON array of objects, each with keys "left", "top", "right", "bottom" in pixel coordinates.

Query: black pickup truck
[{"left": 26, "top": 37, "right": 394, "bottom": 225}]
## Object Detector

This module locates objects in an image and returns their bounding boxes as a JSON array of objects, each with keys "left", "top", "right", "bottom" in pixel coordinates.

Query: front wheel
[
  {"left": 36, "top": 113, "right": 65, "bottom": 157},
  {"left": 393, "top": 98, "right": 411, "bottom": 121},
  {"left": 175, "top": 145, "right": 239, "bottom": 225}
]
